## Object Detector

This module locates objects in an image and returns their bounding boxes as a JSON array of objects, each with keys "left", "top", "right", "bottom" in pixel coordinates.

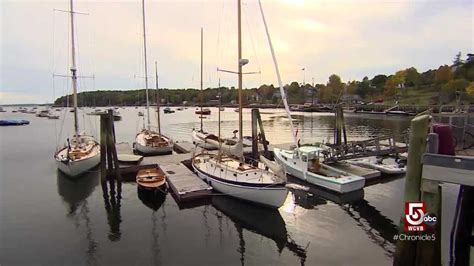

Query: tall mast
[
  {"left": 218, "top": 78, "right": 221, "bottom": 140},
  {"left": 237, "top": 0, "right": 243, "bottom": 143},
  {"left": 155, "top": 61, "right": 161, "bottom": 137},
  {"left": 142, "top": 0, "right": 150, "bottom": 129},
  {"left": 200, "top": 27, "right": 203, "bottom": 132},
  {"left": 70, "top": 0, "right": 79, "bottom": 137}
]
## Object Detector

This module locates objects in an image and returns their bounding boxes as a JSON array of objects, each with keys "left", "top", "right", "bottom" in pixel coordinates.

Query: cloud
[{"left": 0, "top": 0, "right": 472, "bottom": 103}]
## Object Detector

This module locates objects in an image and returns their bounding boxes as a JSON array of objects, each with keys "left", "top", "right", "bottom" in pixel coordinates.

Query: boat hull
[
  {"left": 192, "top": 130, "right": 218, "bottom": 150},
  {"left": 192, "top": 161, "right": 288, "bottom": 209},
  {"left": 347, "top": 159, "right": 406, "bottom": 175},
  {"left": 55, "top": 146, "right": 100, "bottom": 178},
  {"left": 134, "top": 142, "right": 173, "bottom": 155},
  {"left": 274, "top": 148, "right": 365, "bottom": 193}
]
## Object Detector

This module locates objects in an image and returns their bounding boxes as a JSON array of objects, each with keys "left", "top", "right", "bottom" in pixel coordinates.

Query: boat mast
[
  {"left": 155, "top": 61, "right": 161, "bottom": 137},
  {"left": 200, "top": 27, "right": 203, "bottom": 132},
  {"left": 70, "top": 0, "right": 79, "bottom": 138},
  {"left": 237, "top": 0, "right": 243, "bottom": 144},
  {"left": 257, "top": 0, "right": 298, "bottom": 148},
  {"left": 218, "top": 78, "right": 221, "bottom": 140},
  {"left": 142, "top": 0, "right": 150, "bottom": 130}
]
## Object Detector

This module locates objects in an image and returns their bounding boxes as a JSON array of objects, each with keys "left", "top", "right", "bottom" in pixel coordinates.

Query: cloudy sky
[{"left": 0, "top": 0, "right": 472, "bottom": 104}]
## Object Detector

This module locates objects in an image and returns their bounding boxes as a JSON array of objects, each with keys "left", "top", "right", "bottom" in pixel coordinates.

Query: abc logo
[{"left": 423, "top": 214, "right": 437, "bottom": 226}]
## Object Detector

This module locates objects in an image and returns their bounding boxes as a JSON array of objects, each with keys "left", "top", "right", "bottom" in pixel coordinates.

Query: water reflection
[
  {"left": 212, "top": 196, "right": 308, "bottom": 265},
  {"left": 137, "top": 188, "right": 167, "bottom": 266},
  {"left": 137, "top": 188, "right": 166, "bottom": 211},
  {"left": 101, "top": 178, "right": 122, "bottom": 241},
  {"left": 287, "top": 176, "right": 398, "bottom": 256},
  {"left": 56, "top": 170, "right": 100, "bottom": 265}
]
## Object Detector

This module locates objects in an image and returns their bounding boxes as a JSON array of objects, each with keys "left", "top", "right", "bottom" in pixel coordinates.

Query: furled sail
[
  {"left": 260, "top": 155, "right": 286, "bottom": 182},
  {"left": 207, "top": 138, "right": 244, "bottom": 159}
]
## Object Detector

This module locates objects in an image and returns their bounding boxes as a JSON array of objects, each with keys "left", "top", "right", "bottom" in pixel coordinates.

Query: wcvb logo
[{"left": 404, "top": 202, "right": 437, "bottom": 232}]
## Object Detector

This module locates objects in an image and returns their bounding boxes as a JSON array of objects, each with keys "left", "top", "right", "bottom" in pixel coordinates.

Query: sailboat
[
  {"left": 191, "top": 28, "right": 218, "bottom": 150},
  {"left": 192, "top": 0, "right": 288, "bottom": 209},
  {"left": 134, "top": 0, "right": 173, "bottom": 156},
  {"left": 54, "top": 0, "right": 100, "bottom": 178}
]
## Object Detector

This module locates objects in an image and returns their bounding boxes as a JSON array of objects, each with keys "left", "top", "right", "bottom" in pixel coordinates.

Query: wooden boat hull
[
  {"left": 136, "top": 168, "right": 167, "bottom": 191},
  {"left": 274, "top": 148, "right": 365, "bottom": 193}
]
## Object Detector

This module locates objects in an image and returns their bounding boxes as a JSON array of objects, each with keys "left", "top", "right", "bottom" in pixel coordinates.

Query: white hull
[
  {"left": 192, "top": 130, "right": 218, "bottom": 150},
  {"left": 55, "top": 145, "right": 100, "bottom": 178},
  {"left": 274, "top": 148, "right": 365, "bottom": 193},
  {"left": 193, "top": 163, "right": 288, "bottom": 209},
  {"left": 347, "top": 158, "right": 406, "bottom": 175},
  {"left": 134, "top": 131, "right": 173, "bottom": 156},
  {"left": 135, "top": 142, "right": 173, "bottom": 155}
]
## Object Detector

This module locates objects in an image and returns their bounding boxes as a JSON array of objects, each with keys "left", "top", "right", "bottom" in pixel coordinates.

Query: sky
[{"left": 0, "top": 0, "right": 472, "bottom": 104}]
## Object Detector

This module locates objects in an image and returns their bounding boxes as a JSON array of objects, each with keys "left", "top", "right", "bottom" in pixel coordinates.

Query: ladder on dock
[{"left": 322, "top": 135, "right": 408, "bottom": 163}]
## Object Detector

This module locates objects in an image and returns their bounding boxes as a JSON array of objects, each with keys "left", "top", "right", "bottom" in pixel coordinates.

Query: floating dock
[
  {"left": 161, "top": 163, "right": 212, "bottom": 202},
  {"left": 114, "top": 142, "right": 212, "bottom": 202}
]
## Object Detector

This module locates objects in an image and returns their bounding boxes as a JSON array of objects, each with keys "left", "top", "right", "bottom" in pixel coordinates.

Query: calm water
[{"left": 0, "top": 107, "right": 459, "bottom": 265}]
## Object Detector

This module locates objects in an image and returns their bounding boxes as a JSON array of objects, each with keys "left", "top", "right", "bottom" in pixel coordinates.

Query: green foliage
[
  {"left": 405, "top": 67, "right": 420, "bottom": 87},
  {"left": 441, "top": 78, "right": 470, "bottom": 93},
  {"left": 370, "top": 74, "right": 387, "bottom": 93}
]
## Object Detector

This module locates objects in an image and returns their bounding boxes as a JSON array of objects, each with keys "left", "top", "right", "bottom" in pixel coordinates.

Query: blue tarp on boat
[{"left": 0, "top": 119, "right": 30, "bottom": 126}]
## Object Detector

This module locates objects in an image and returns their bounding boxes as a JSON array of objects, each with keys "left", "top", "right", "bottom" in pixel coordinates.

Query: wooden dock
[
  {"left": 114, "top": 142, "right": 212, "bottom": 202},
  {"left": 160, "top": 163, "right": 212, "bottom": 202}
]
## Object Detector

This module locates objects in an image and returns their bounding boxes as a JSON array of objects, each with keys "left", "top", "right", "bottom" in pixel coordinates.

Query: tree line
[{"left": 54, "top": 52, "right": 474, "bottom": 107}]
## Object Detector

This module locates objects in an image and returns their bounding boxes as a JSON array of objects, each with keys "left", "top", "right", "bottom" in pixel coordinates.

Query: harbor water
[{"left": 0, "top": 107, "right": 460, "bottom": 265}]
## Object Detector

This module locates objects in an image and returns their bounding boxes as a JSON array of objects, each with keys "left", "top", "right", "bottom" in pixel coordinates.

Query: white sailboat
[
  {"left": 192, "top": 0, "right": 288, "bottom": 209},
  {"left": 54, "top": 0, "right": 100, "bottom": 178},
  {"left": 191, "top": 28, "right": 219, "bottom": 150},
  {"left": 134, "top": 0, "right": 173, "bottom": 156}
]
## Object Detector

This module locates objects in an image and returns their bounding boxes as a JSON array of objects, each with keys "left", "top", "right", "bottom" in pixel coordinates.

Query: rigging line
[
  {"left": 243, "top": 2, "right": 261, "bottom": 73},
  {"left": 215, "top": 0, "right": 225, "bottom": 69}
]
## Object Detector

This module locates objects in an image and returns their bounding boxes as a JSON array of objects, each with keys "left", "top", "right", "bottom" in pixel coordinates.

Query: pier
[{"left": 100, "top": 111, "right": 212, "bottom": 205}]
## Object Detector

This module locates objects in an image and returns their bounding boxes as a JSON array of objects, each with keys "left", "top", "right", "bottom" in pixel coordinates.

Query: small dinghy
[
  {"left": 136, "top": 167, "right": 167, "bottom": 191},
  {"left": 117, "top": 154, "right": 143, "bottom": 165},
  {"left": 347, "top": 157, "right": 406, "bottom": 175},
  {"left": 0, "top": 119, "right": 30, "bottom": 126}
]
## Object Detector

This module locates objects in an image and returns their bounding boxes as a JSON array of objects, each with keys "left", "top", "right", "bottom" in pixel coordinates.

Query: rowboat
[{"left": 136, "top": 167, "right": 167, "bottom": 191}]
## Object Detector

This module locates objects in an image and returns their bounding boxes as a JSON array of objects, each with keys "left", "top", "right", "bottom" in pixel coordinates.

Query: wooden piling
[
  {"left": 394, "top": 114, "right": 431, "bottom": 266},
  {"left": 99, "top": 110, "right": 121, "bottom": 183},
  {"left": 251, "top": 108, "right": 258, "bottom": 160}
]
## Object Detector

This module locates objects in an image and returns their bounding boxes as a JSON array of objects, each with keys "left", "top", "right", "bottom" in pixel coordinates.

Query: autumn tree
[
  {"left": 466, "top": 83, "right": 474, "bottom": 96},
  {"left": 327, "top": 74, "right": 344, "bottom": 101},
  {"left": 435, "top": 65, "right": 453, "bottom": 84}
]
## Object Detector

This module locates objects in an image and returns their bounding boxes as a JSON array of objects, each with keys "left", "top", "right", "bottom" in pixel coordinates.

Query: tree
[
  {"left": 371, "top": 74, "right": 387, "bottom": 93},
  {"left": 453, "top": 52, "right": 463, "bottom": 66},
  {"left": 356, "top": 77, "right": 371, "bottom": 98},
  {"left": 435, "top": 65, "right": 453, "bottom": 84},
  {"left": 441, "top": 79, "right": 470, "bottom": 93},
  {"left": 405, "top": 67, "right": 420, "bottom": 87},
  {"left": 327, "top": 74, "right": 344, "bottom": 101},
  {"left": 466, "top": 83, "right": 474, "bottom": 96},
  {"left": 384, "top": 76, "right": 399, "bottom": 97}
]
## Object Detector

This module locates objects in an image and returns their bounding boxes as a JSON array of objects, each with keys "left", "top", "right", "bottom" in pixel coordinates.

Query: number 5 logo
[{"left": 405, "top": 202, "right": 425, "bottom": 225}]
